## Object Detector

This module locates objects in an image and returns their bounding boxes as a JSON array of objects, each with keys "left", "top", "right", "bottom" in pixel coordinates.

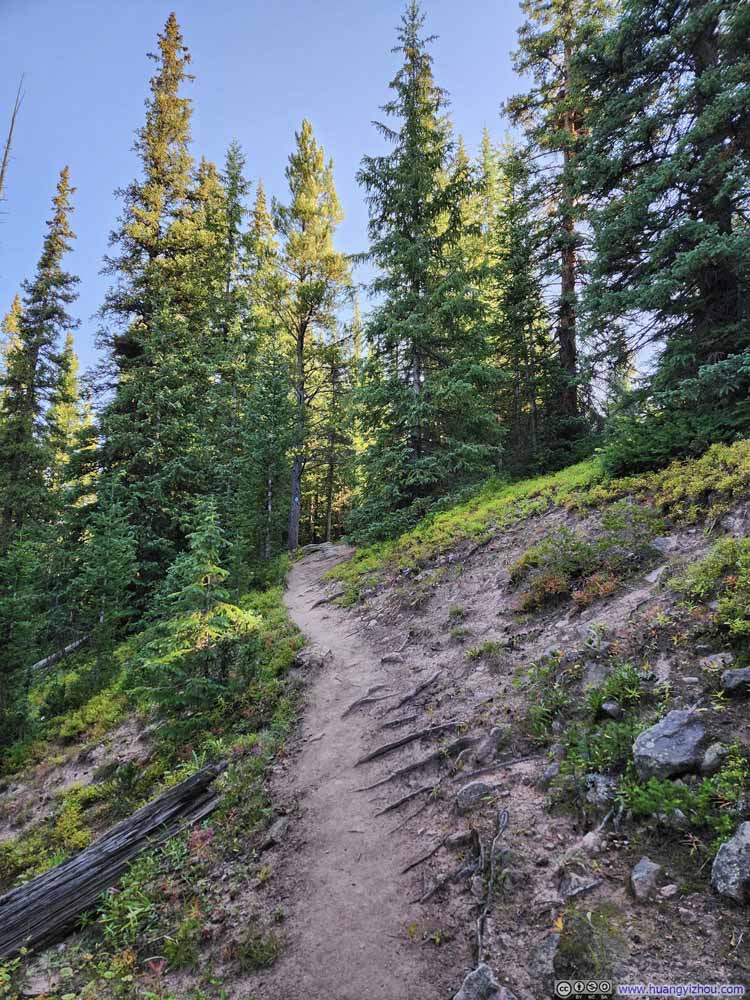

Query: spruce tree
[
  {"left": 100, "top": 14, "right": 218, "bottom": 591},
  {"left": 579, "top": 0, "right": 750, "bottom": 470},
  {"left": 0, "top": 166, "right": 78, "bottom": 551},
  {"left": 505, "top": 0, "right": 613, "bottom": 427},
  {"left": 352, "top": 1, "right": 501, "bottom": 540}
]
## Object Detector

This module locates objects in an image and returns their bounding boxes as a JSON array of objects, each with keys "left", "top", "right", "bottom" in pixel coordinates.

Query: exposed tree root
[
  {"left": 309, "top": 588, "right": 346, "bottom": 610},
  {"left": 388, "top": 670, "right": 442, "bottom": 712},
  {"left": 356, "top": 735, "right": 480, "bottom": 792},
  {"left": 378, "top": 713, "right": 418, "bottom": 731},
  {"left": 475, "top": 807, "right": 509, "bottom": 962},
  {"left": 417, "top": 859, "right": 479, "bottom": 904},
  {"left": 376, "top": 781, "right": 441, "bottom": 817},
  {"left": 341, "top": 685, "right": 392, "bottom": 718},
  {"left": 354, "top": 721, "right": 460, "bottom": 766}
]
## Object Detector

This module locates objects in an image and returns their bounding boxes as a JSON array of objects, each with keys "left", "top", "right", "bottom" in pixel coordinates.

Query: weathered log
[
  {"left": 29, "top": 635, "right": 90, "bottom": 674},
  {"left": 0, "top": 762, "right": 225, "bottom": 959}
]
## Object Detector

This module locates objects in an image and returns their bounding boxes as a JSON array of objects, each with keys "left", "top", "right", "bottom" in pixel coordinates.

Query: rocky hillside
[{"left": 325, "top": 440, "right": 750, "bottom": 996}]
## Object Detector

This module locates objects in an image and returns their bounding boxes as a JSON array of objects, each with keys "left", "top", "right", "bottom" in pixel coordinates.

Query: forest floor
[{"left": 243, "top": 543, "right": 461, "bottom": 1000}]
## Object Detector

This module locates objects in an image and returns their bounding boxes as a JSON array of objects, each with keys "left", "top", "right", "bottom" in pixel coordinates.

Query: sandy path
[{"left": 251, "top": 545, "right": 451, "bottom": 1000}]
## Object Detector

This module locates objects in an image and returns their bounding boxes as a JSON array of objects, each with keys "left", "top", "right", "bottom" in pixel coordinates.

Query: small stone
[
  {"left": 601, "top": 700, "right": 622, "bottom": 719},
  {"left": 537, "top": 762, "right": 560, "bottom": 791},
  {"left": 446, "top": 829, "right": 475, "bottom": 850},
  {"left": 721, "top": 667, "right": 750, "bottom": 695},
  {"left": 456, "top": 781, "right": 493, "bottom": 814},
  {"left": 530, "top": 931, "right": 560, "bottom": 979},
  {"left": 581, "top": 831, "right": 603, "bottom": 856},
  {"left": 261, "top": 816, "right": 289, "bottom": 849},
  {"left": 452, "top": 963, "right": 503, "bottom": 1000},
  {"left": 381, "top": 652, "right": 405, "bottom": 664},
  {"left": 701, "top": 742, "right": 730, "bottom": 776},
  {"left": 470, "top": 875, "right": 485, "bottom": 900},
  {"left": 711, "top": 822, "right": 750, "bottom": 902},
  {"left": 473, "top": 726, "right": 511, "bottom": 765},
  {"left": 496, "top": 569, "right": 511, "bottom": 588},
  {"left": 682, "top": 676, "right": 700, "bottom": 684},
  {"left": 630, "top": 857, "right": 662, "bottom": 900},
  {"left": 660, "top": 883, "right": 679, "bottom": 898},
  {"left": 633, "top": 710, "right": 707, "bottom": 780},
  {"left": 582, "top": 660, "right": 609, "bottom": 690},
  {"left": 652, "top": 535, "right": 680, "bottom": 554},
  {"left": 645, "top": 564, "right": 668, "bottom": 584},
  {"left": 700, "top": 651, "right": 735, "bottom": 671}
]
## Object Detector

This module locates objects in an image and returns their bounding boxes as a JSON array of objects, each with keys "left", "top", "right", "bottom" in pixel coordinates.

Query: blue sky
[{"left": 0, "top": 0, "right": 526, "bottom": 371}]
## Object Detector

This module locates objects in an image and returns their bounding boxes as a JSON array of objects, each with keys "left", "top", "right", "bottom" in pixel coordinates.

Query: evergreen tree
[
  {"left": 505, "top": 0, "right": 613, "bottom": 426},
  {"left": 47, "top": 331, "right": 89, "bottom": 486},
  {"left": 0, "top": 166, "right": 78, "bottom": 551},
  {"left": 352, "top": 1, "right": 501, "bottom": 540},
  {"left": 264, "top": 120, "right": 351, "bottom": 550},
  {"left": 579, "top": 0, "right": 750, "bottom": 470},
  {"left": 155, "top": 498, "right": 229, "bottom": 616},
  {"left": 100, "top": 14, "right": 219, "bottom": 591}
]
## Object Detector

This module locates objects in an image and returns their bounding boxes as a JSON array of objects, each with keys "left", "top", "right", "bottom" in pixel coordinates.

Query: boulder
[
  {"left": 721, "top": 668, "right": 750, "bottom": 695},
  {"left": 630, "top": 857, "right": 662, "bottom": 900},
  {"left": 700, "top": 651, "right": 735, "bottom": 671},
  {"left": 473, "top": 726, "right": 511, "bottom": 765},
  {"left": 456, "top": 781, "right": 493, "bottom": 814},
  {"left": 633, "top": 710, "right": 707, "bottom": 780},
  {"left": 711, "top": 822, "right": 750, "bottom": 902}
]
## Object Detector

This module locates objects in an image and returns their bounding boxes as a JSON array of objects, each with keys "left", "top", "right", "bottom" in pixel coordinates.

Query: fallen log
[
  {"left": 0, "top": 761, "right": 225, "bottom": 959},
  {"left": 29, "top": 635, "right": 90, "bottom": 673}
]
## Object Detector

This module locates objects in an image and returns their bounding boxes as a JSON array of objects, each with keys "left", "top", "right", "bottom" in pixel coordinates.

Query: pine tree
[
  {"left": 265, "top": 120, "right": 351, "bottom": 550},
  {"left": 100, "top": 14, "right": 219, "bottom": 591},
  {"left": 47, "top": 332, "right": 89, "bottom": 486},
  {"left": 352, "top": 1, "right": 501, "bottom": 540},
  {"left": 155, "top": 498, "right": 229, "bottom": 616},
  {"left": 0, "top": 166, "right": 79, "bottom": 551},
  {"left": 505, "top": 0, "right": 613, "bottom": 426},
  {"left": 579, "top": 0, "right": 750, "bottom": 470}
]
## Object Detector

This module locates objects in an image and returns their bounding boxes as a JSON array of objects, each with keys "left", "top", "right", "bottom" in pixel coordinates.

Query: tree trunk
[
  {"left": 558, "top": 41, "right": 579, "bottom": 419},
  {"left": 287, "top": 324, "right": 306, "bottom": 552},
  {"left": 0, "top": 78, "right": 23, "bottom": 205}
]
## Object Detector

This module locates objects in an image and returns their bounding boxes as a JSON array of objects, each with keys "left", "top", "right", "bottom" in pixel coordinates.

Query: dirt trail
[{"left": 250, "top": 545, "right": 457, "bottom": 1000}]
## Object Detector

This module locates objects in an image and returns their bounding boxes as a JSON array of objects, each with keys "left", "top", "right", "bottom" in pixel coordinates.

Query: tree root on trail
[
  {"left": 356, "top": 735, "right": 480, "bottom": 792},
  {"left": 376, "top": 780, "right": 443, "bottom": 816},
  {"left": 378, "top": 713, "right": 418, "bottom": 731},
  {"left": 388, "top": 670, "right": 442, "bottom": 712},
  {"left": 354, "top": 721, "right": 460, "bottom": 766},
  {"left": 417, "top": 859, "right": 479, "bottom": 904},
  {"left": 309, "top": 588, "right": 345, "bottom": 609},
  {"left": 475, "top": 807, "right": 509, "bottom": 962},
  {"left": 341, "top": 685, "right": 392, "bottom": 718}
]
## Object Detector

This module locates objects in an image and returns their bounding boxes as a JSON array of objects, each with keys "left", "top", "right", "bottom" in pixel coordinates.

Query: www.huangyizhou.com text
[{"left": 616, "top": 986, "right": 746, "bottom": 997}]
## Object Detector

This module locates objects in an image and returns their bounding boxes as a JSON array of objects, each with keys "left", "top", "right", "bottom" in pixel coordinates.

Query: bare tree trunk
[
  {"left": 558, "top": 43, "right": 579, "bottom": 420},
  {"left": 0, "top": 78, "right": 23, "bottom": 206},
  {"left": 287, "top": 324, "right": 306, "bottom": 551}
]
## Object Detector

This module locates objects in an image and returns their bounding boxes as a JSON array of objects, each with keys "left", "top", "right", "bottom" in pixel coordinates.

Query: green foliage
[
  {"left": 510, "top": 500, "right": 661, "bottom": 610},
  {"left": 234, "top": 926, "right": 281, "bottom": 971},
  {"left": 674, "top": 536, "right": 750, "bottom": 637},
  {"left": 585, "top": 662, "right": 643, "bottom": 717},
  {"left": 557, "top": 902, "right": 626, "bottom": 980},
  {"left": 620, "top": 746, "right": 750, "bottom": 854},
  {"left": 350, "top": 2, "right": 502, "bottom": 542},
  {"left": 466, "top": 640, "right": 505, "bottom": 672},
  {"left": 563, "top": 717, "right": 646, "bottom": 776}
]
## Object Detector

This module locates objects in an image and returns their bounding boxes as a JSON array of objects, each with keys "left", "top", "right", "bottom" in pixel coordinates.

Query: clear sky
[{"left": 0, "top": 0, "right": 526, "bottom": 372}]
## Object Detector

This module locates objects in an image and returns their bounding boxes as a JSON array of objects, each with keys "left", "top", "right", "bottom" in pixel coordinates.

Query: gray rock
[
  {"left": 530, "top": 931, "right": 560, "bottom": 979},
  {"left": 456, "top": 781, "right": 493, "bottom": 814},
  {"left": 473, "top": 726, "right": 511, "bottom": 765},
  {"left": 711, "top": 822, "right": 750, "bottom": 902},
  {"left": 537, "top": 762, "right": 560, "bottom": 791},
  {"left": 656, "top": 808, "right": 690, "bottom": 831},
  {"left": 585, "top": 773, "right": 617, "bottom": 807},
  {"left": 496, "top": 569, "right": 511, "bottom": 589},
  {"left": 721, "top": 667, "right": 750, "bottom": 695},
  {"left": 633, "top": 710, "right": 707, "bottom": 780},
  {"left": 380, "top": 652, "right": 405, "bottom": 664},
  {"left": 630, "top": 857, "right": 662, "bottom": 900},
  {"left": 701, "top": 742, "right": 730, "bottom": 776},
  {"left": 645, "top": 564, "right": 668, "bottom": 584},
  {"left": 452, "top": 964, "right": 503, "bottom": 1000},
  {"left": 446, "top": 829, "right": 475, "bottom": 850},
  {"left": 701, "top": 651, "right": 735, "bottom": 671},
  {"left": 582, "top": 660, "right": 609, "bottom": 690},
  {"left": 652, "top": 535, "right": 680, "bottom": 554},
  {"left": 601, "top": 699, "right": 622, "bottom": 719},
  {"left": 261, "top": 816, "right": 289, "bottom": 850}
]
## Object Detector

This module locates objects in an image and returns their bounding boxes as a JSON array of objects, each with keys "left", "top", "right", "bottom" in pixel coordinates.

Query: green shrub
[{"left": 674, "top": 536, "right": 750, "bottom": 637}]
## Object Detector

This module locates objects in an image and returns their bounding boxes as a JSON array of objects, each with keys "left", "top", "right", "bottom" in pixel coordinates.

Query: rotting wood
[
  {"left": 0, "top": 762, "right": 225, "bottom": 960},
  {"left": 354, "top": 721, "right": 460, "bottom": 766}
]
